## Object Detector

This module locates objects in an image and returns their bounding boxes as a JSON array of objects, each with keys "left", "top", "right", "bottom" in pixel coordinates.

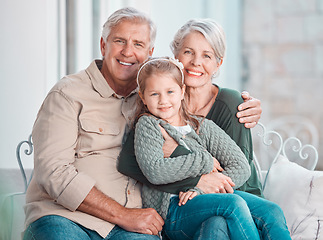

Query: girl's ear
[{"left": 138, "top": 91, "right": 146, "bottom": 105}]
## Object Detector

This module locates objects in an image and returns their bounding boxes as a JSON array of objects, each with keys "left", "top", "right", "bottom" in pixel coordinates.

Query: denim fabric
[
  {"left": 107, "top": 225, "right": 161, "bottom": 240},
  {"left": 23, "top": 215, "right": 160, "bottom": 240},
  {"left": 162, "top": 215, "right": 229, "bottom": 240},
  {"left": 164, "top": 191, "right": 291, "bottom": 240},
  {"left": 164, "top": 194, "right": 260, "bottom": 240},
  {"left": 193, "top": 216, "right": 230, "bottom": 240},
  {"left": 234, "top": 191, "right": 291, "bottom": 240},
  {"left": 23, "top": 215, "right": 102, "bottom": 240}
]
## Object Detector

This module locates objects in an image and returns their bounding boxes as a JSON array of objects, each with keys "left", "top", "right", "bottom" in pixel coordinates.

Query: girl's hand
[
  {"left": 159, "top": 125, "right": 178, "bottom": 158},
  {"left": 212, "top": 157, "right": 224, "bottom": 172},
  {"left": 178, "top": 191, "right": 198, "bottom": 206}
]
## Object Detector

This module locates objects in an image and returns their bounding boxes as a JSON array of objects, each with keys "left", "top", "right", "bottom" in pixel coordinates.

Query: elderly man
[{"left": 23, "top": 7, "right": 261, "bottom": 240}]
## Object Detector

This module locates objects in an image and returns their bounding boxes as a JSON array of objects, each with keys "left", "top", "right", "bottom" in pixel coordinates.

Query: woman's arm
[
  {"left": 133, "top": 116, "right": 214, "bottom": 185},
  {"left": 211, "top": 87, "right": 263, "bottom": 196},
  {"left": 200, "top": 119, "right": 251, "bottom": 188}
]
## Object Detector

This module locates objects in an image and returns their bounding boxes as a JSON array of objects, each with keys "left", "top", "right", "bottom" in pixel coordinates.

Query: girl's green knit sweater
[{"left": 134, "top": 115, "right": 251, "bottom": 219}]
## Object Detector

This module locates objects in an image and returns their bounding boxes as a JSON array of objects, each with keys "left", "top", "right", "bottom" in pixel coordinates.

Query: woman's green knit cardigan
[{"left": 134, "top": 115, "right": 251, "bottom": 219}]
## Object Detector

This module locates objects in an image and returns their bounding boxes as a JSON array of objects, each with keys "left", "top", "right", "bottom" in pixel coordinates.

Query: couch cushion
[{"left": 263, "top": 155, "right": 323, "bottom": 239}]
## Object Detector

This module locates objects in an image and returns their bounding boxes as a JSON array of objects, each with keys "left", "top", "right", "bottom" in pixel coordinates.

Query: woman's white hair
[
  {"left": 101, "top": 7, "right": 157, "bottom": 50},
  {"left": 170, "top": 18, "right": 226, "bottom": 64}
]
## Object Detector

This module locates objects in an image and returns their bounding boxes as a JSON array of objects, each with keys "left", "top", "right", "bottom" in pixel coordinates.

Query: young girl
[{"left": 133, "top": 56, "right": 261, "bottom": 239}]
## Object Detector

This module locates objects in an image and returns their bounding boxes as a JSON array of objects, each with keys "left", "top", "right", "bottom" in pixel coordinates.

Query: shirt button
[
  {"left": 127, "top": 190, "right": 131, "bottom": 195},
  {"left": 99, "top": 128, "right": 103, "bottom": 132}
]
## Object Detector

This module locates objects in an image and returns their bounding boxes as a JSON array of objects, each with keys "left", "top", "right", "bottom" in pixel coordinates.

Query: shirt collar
[{"left": 85, "top": 60, "right": 138, "bottom": 99}]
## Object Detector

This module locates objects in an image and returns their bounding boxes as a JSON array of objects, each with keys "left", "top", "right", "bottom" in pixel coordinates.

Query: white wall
[
  {"left": 0, "top": 0, "right": 60, "bottom": 169},
  {"left": 242, "top": 0, "right": 323, "bottom": 170}
]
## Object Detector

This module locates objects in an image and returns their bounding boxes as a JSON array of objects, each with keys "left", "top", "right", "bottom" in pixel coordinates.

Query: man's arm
[
  {"left": 237, "top": 91, "right": 262, "bottom": 128},
  {"left": 33, "top": 92, "right": 163, "bottom": 235},
  {"left": 32, "top": 91, "right": 95, "bottom": 211},
  {"left": 78, "top": 187, "right": 164, "bottom": 235}
]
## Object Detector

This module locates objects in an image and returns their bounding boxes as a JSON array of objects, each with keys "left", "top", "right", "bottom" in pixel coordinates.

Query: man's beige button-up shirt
[{"left": 24, "top": 60, "right": 142, "bottom": 237}]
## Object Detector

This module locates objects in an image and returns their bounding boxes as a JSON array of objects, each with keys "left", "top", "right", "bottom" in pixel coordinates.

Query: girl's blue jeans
[{"left": 163, "top": 190, "right": 291, "bottom": 240}]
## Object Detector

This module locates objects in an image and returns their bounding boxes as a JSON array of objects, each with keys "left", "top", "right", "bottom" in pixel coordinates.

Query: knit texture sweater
[{"left": 134, "top": 115, "right": 251, "bottom": 219}]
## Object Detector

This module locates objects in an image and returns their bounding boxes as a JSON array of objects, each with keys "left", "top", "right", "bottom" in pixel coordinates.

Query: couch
[{"left": 1, "top": 117, "right": 321, "bottom": 240}]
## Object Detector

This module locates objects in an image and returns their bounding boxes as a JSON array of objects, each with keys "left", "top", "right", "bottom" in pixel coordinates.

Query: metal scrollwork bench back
[
  {"left": 0, "top": 134, "right": 33, "bottom": 240},
  {"left": 252, "top": 121, "right": 319, "bottom": 191}
]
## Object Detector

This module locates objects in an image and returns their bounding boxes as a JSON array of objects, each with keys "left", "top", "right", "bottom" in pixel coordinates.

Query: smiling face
[
  {"left": 176, "top": 31, "right": 222, "bottom": 89},
  {"left": 100, "top": 20, "right": 153, "bottom": 89},
  {"left": 140, "top": 73, "right": 185, "bottom": 125}
]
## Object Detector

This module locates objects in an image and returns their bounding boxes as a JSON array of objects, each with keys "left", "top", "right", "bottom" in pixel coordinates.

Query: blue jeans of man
[
  {"left": 163, "top": 191, "right": 291, "bottom": 240},
  {"left": 22, "top": 215, "right": 161, "bottom": 240}
]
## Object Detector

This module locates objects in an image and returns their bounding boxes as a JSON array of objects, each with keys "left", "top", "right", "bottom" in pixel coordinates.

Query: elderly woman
[
  {"left": 118, "top": 19, "right": 291, "bottom": 239},
  {"left": 170, "top": 19, "right": 262, "bottom": 196}
]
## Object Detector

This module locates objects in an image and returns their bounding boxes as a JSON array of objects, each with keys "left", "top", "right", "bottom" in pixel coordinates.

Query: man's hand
[
  {"left": 196, "top": 172, "right": 235, "bottom": 194},
  {"left": 159, "top": 125, "right": 178, "bottom": 158},
  {"left": 117, "top": 208, "right": 164, "bottom": 235},
  {"left": 237, "top": 91, "right": 262, "bottom": 128},
  {"left": 78, "top": 187, "right": 164, "bottom": 236}
]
